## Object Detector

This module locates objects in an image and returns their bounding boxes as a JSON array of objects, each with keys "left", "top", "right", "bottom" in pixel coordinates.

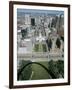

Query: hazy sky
[{"left": 17, "top": 9, "right": 64, "bottom": 16}]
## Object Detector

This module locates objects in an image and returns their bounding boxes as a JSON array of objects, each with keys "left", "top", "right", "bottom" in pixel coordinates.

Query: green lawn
[
  {"left": 33, "top": 44, "right": 39, "bottom": 52},
  {"left": 31, "top": 62, "right": 51, "bottom": 80},
  {"left": 33, "top": 43, "right": 47, "bottom": 52},
  {"left": 17, "top": 60, "right": 64, "bottom": 80}
]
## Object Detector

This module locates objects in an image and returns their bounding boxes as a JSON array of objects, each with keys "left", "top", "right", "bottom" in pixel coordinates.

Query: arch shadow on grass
[{"left": 17, "top": 62, "right": 56, "bottom": 80}]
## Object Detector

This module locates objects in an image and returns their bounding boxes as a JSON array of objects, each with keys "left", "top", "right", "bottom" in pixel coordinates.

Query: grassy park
[
  {"left": 30, "top": 62, "right": 51, "bottom": 80},
  {"left": 34, "top": 43, "right": 47, "bottom": 52},
  {"left": 17, "top": 60, "right": 64, "bottom": 80}
]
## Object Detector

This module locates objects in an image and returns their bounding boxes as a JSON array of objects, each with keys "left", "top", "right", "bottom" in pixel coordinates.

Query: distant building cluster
[{"left": 17, "top": 11, "right": 64, "bottom": 61}]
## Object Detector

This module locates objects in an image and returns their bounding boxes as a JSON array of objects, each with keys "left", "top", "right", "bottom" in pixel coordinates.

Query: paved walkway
[{"left": 17, "top": 52, "right": 64, "bottom": 61}]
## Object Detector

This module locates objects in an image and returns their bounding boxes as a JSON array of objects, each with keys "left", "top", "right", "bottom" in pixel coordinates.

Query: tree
[
  {"left": 17, "top": 60, "right": 32, "bottom": 80},
  {"left": 48, "top": 60, "right": 64, "bottom": 78},
  {"left": 56, "top": 60, "right": 64, "bottom": 78},
  {"left": 48, "top": 60, "right": 59, "bottom": 78}
]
